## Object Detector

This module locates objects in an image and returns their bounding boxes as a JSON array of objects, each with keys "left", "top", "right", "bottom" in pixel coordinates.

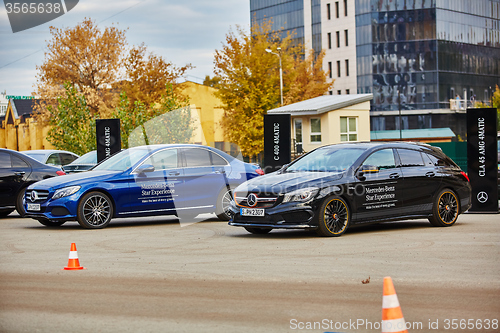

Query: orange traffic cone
[
  {"left": 382, "top": 276, "right": 408, "bottom": 333},
  {"left": 63, "top": 243, "right": 86, "bottom": 270}
]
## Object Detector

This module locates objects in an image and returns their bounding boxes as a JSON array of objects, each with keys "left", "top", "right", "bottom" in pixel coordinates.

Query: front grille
[
  {"left": 234, "top": 191, "right": 279, "bottom": 208},
  {"left": 25, "top": 189, "right": 50, "bottom": 203}
]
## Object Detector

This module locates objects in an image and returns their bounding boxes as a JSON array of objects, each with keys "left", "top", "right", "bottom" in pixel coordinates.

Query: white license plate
[
  {"left": 27, "top": 203, "right": 40, "bottom": 211},
  {"left": 240, "top": 208, "right": 264, "bottom": 217}
]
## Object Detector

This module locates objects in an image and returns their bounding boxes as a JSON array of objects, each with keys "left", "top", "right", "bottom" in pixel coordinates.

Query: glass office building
[
  {"left": 357, "top": 0, "right": 500, "bottom": 134},
  {"left": 251, "top": 0, "right": 500, "bottom": 137}
]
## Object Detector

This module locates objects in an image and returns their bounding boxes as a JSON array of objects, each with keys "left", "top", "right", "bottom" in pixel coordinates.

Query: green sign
[{"left": 6, "top": 95, "right": 34, "bottom": 100}]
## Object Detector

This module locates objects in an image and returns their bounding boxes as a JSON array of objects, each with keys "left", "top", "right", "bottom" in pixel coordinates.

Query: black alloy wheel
[
  {"left": 316, "top": 196, "right": 350, "bottom": 237},
  {"left": 429, "top": 189, "right": 459, "bottom": 227}
]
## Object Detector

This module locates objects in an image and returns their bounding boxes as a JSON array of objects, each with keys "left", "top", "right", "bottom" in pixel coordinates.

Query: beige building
[{"left": 267, "top": 94, "right": 372, "bottom": 154}]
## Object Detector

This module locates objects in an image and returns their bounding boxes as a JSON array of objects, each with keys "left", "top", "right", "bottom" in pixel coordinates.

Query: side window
[
  {"left": 184, "top": 148, "right": 211, "bottom": 167},
  {"left": 398, "top": 149, "right": 425, "bottom": 167},
  {"left": 362, "top": 149, "right": 396, "bottom": 170},
  {"left": 0, "top": 152, "right": 12, "bottom": 168},
  {"left": 142, "top": 149, "right": 178, "bottom": 170},
  {"left": 60, "top": 153, "right": 77, "bottom": 165},
  {"left": 209, "top": 152, "right": 228, "bottom": 166},
  {"left": 46, "top": 153, "right": 61, "bottom": 165},
  {"left": 12, "top": 155, "right": 29, "bottom": 168},
  {"left": 423, "top": 153, "right": 450, "bottom": 167}
]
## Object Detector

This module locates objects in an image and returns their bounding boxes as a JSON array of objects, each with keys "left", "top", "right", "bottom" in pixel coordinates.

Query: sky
[{"left": 0, "top": 0, "right": 250, "bottom": 96}]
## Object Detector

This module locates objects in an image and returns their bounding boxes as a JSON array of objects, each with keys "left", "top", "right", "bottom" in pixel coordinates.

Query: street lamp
[{"left": 266, "top": 47, "right": 283, "bottom": 106}]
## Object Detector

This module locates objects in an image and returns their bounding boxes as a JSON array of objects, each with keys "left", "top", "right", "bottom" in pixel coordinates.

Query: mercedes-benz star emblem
[
  {"left": 30, "top": 191, "right": 39, "bottom": 202},
  {"left": 477, "top": 191, "right": 488, "bottom": 204},
  {"left": 247, "top": 193, "right": 258, "bottom": 207}
]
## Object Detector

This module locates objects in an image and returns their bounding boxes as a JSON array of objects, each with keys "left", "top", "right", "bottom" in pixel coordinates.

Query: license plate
[
  {"left": 27, "top": 203, "right": 40, "bottom": 211},
  {"left": 240, "top": 208, "right": 264, "bottom": 217}
]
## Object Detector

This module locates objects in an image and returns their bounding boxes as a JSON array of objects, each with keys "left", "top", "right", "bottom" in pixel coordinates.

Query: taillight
[
  {"left": 256, "top": 168, "right": 265, "bottom": 176},
  {"left": 460, "top": 171, "right": 469, "bottom": 182},
  {"left": 56, "top": 170, "right": 66, "bottom": 176}
]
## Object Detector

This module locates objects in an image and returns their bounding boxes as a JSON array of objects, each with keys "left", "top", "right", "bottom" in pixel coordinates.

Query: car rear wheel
[
  {"left": 37, "top": 219, "right": 66, "bottom": 227},
  {"left": 316, "top": 196, "right": 350, "bottom": 237},
  {"left": 16, "top": 188, "right": 27, "bottom": 217},
  {"left": 77, "top": 192, "right": 113, "bottom": 229},
  {"left": 244, "top": 227, "right": 271, "bottom": 234},
  {"left": 216, "top": 188, "right": 233, "bottom": 221},
  {"left": 429, "top": 189, "right": 459, "bottom": 227}
]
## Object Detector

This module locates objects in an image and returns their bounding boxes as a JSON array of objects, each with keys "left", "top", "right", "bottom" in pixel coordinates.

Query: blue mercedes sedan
[{"left": 24, "top": 144, "right": 263, "bottom": 229}]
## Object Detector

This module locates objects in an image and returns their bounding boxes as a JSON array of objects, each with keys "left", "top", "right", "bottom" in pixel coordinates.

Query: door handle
[
  {"left": 425, "top": 172, "right": 435, "bottom": 177},
  {"left": 168, "top": 171, "right": 180, "bottom": 176},
  {"left": 214, "top": 170, "right": 226, "bottom": 174},
  {"left": 14, "top": 171, "right": 26, "bottom": 176},
  {"left": 389, "top": 173, "right": 400, "bottom": 179}
]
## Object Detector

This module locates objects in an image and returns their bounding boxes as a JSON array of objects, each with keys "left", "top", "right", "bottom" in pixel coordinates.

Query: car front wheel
[
  {"left": 428, "top": 189, "right": 459, "bottom": 227},
  {"left": 315, "top": 196, "right": 350, "bottom": 237},
  {"left": 77, "top": 191, "right": 113, "bottom": 229}
]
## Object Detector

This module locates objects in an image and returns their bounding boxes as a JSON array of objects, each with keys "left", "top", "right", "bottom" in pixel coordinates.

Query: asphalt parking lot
[{"left": 1, "top": 212, "right": 499, "bottom": 332}]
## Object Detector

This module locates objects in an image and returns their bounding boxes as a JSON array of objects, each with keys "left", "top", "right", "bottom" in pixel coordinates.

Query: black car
[
  {"left": 0, "top": 148, "right": 65, "bottom": 217},
  {"left": 229, "top": 142, "right": 472, "bottom": 237}
]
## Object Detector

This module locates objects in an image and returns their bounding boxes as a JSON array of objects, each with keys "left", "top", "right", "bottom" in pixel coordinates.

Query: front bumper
[{"left": 228, "top": 202, "right": 317, "bottom": 230}]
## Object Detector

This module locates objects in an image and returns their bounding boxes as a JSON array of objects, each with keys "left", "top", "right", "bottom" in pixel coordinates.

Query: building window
[
  {"left": 344, "top": 0, "right": 347, "bottom": 16},
  {"left": 328, "top": 62, "right": 332, "bottom": 78},
  {"left": 327, "top": 32, "right": 331, "bottom": 49},
  {"left": 335, "top": 1, "right": 339, "bottom": 18},
  {"left": 337, "top": 61, "right": 341, "bottom": 77},
  {"left": 346, "top": 89, "right": 350, "bottom": 94},
  {"left": 337, "top": 90, "right": 341, "bottom": 95},
  {"left": 294, "top": 118, "right": 303, "bottom": 153},
  {"left": 329, "top": 91, "right": 333, "bottom": 95},
  {"left": 327, "top": 3, "right": 331, "bottom": 20},
  {"left": 340, "top": 117, "right": 357, "bottom": 142},
  {"left": 336, "top": 31, "right": 340, "bottom": 48},
  {"left": 345, "top": 59, "right": 349, "bottom": 76},
  {"left": 310, "top": 118, "right": 322, "bottom": 143},
  {"left": 344, "top": 29, "right": 348, "bottom": 46}
]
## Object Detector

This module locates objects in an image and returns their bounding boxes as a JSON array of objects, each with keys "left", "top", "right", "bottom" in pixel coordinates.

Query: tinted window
[
  {"left": 423, "top": 152, "right": 452, "bottom": 167},
  {"left": 46, "top": 153, "right": 61, "bottom": 165},
  {"left": 210, "top": 152, "right": 228, "bottom": 166},
  {"left": 12, "top": 155, "right": 28, "bottom": 168},
  {"left": 398, "top": 149, "right": 425, "bottom": 167},
  {"left": 142, "top": 149, "right": 178, "bottom": 170},
  {"left": 363, "top": 149, "right": 396, "bottom": 170},
  {"left": 0, "top": 152, "right": 12, "bottom": 168},
  {"left": 60, "top": 153, "right": 77, "bottom": 165},
  {"left": 184, "top": 148, "right": 211, "bottom": 167}
]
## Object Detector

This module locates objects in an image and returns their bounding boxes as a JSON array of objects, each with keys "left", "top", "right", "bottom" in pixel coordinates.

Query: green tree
[
  {"left": 47, "top": 83, "right": 98, "bottom": 155},
  {"left": 213, "top": 20, "right": 332, "bottom": 157},
  {"left": 114, "top": 85, "right": 195, "bottom": 148}
]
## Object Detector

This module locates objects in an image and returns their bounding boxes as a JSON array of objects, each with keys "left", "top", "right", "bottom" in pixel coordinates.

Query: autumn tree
[
  {"left": 213, "top": 20, "right": 332, "bottom": 157},
  {"left": 114, "top": 85, "right": 194, "bottom": 148},
  {"left": 120, "top": 43, "right": 192, "bottom": 107},
  {"left": 47, "top": 83, "right": 97, "bottom": 155},
  {"left": 35, "top": 18, "right": 127, "bottom": 119}
]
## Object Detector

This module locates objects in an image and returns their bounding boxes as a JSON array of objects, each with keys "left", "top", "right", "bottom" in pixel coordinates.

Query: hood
[
  {"left": 28, "top": 170, "right": 122, "bottom": 190},
  {"left": 235, "top": 171, "right": 343, "bottom": 194}
]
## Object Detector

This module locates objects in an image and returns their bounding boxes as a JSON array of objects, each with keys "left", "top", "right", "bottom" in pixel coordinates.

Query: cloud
[{"left": 0, "top": 0, "right": 249, "bottom": 95}]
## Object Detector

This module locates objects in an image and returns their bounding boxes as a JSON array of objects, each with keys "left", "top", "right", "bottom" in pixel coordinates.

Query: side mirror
[
  {"left": 357, "top": 165, "right": 379, "bottom": 180},
  {"left": 136, "top": 164, "right": 155, "bottom": 174}
]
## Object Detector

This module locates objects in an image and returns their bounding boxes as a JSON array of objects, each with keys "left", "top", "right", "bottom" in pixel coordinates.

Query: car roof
[
  {"left": 22, "top": 149, "right": 78, "bottom": 155},
  {"left": 317, "top": 141, "right": 436, "bottom": 150}
]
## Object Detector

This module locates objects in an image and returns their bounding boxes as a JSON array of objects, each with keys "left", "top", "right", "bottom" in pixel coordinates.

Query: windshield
[
  {"left": 24, "top": 152, "right": 46, "bottom": 162},
  {"left": 71, "top": 151, "right": 97, "bottom": 165},
  {"left": 93, "top": 148, "right": 151, "bottom": 172},
  {"left": 287, "top": 147, "right": 366, "bottom": 173}
]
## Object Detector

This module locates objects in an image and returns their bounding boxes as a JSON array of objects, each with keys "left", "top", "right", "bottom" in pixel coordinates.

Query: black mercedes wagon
[{"left": 228, "top": 142, "right": 471, "bottom": 237}]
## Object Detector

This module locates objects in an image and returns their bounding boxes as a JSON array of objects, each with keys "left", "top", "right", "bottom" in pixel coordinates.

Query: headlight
[
  {"left": 282, "top": 187, "right": 318, "bottom": 203},
  {"left": 52, "top": 186, "right": 81, "bottom": 200}
]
